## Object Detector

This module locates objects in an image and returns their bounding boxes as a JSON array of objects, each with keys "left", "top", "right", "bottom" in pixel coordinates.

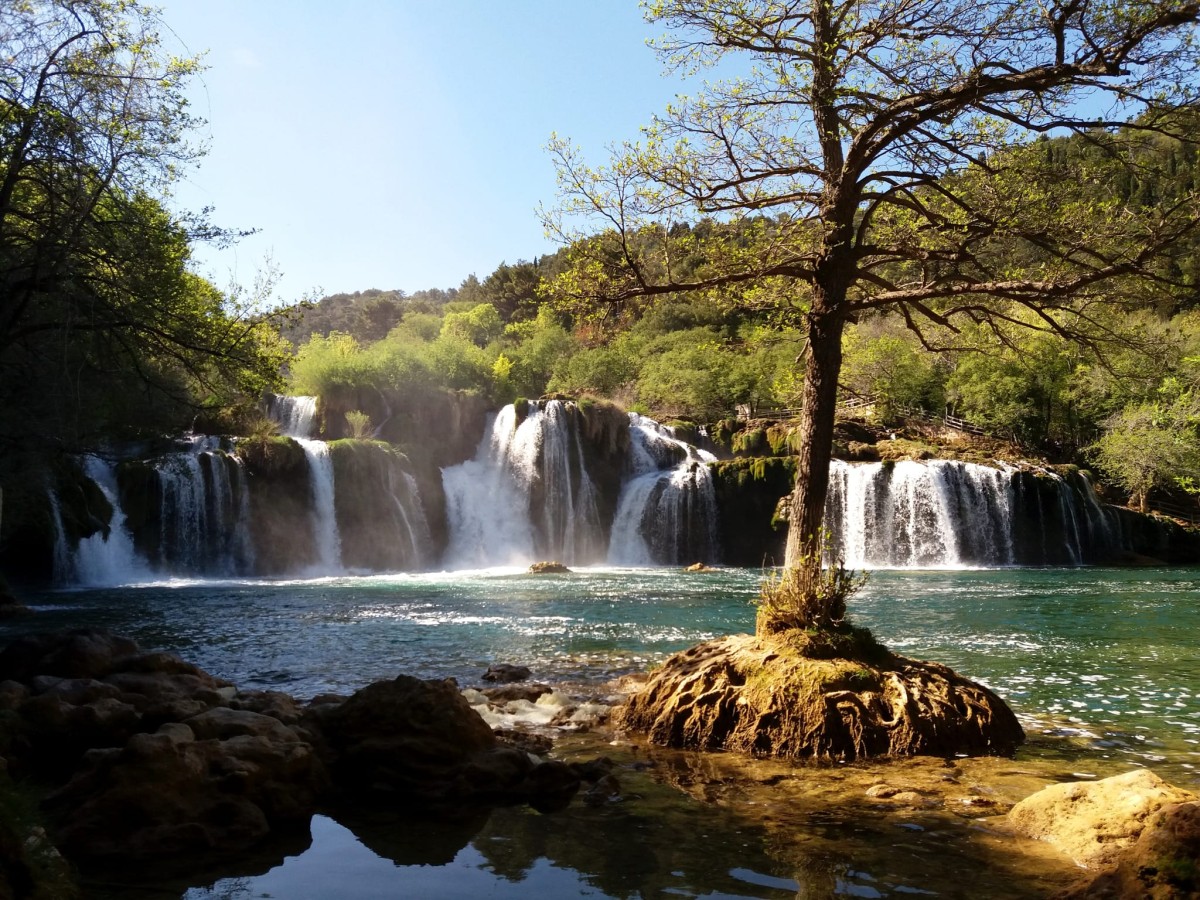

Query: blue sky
[{"left": 158, "top": 2, "right": 684, "bottom": 304}]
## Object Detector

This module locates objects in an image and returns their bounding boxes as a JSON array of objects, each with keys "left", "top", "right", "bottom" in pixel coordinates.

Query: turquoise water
[{"left": 9, "top": 566, "right": 1200, "bottom": 898}]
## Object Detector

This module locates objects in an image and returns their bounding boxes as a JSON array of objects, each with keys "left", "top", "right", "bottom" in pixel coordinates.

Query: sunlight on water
[{"left": 16, "top": 565, "right": 1200, "bottom": 785}]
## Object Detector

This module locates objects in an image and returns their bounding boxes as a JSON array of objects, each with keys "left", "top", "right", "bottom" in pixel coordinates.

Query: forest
[
  {"left": 3, "top": 0, "right": 1200, "bottom": 532},
  {"left": 278, "top": 121, "right": 1200, "bottom": 516}
]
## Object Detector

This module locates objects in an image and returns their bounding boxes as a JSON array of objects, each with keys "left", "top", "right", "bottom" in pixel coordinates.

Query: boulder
[
  {"left": 528, "top": 561, "right": 571, "bottom": 574},
  {"left": 309, "top": 674, "right": 581, "bottom": 809},
  {"left": 44, "top": 724, "right": 327, "bottom": 868},
  {"left": 1009, "top": 770, "right": 1198, "bottom": 869},
  {"left": 481, "top": 682, "right": 551, "bottom": 703},
  {"left": 311, "top": 674, "right": 497, "bottom": 802},
  {"left": 1059, "top": 800, "right": 1200, "bottom": 898}
]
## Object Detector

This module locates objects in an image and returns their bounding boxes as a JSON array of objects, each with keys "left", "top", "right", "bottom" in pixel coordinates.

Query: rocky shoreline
[
  {"left": 0, "top": 629, "right": 1196, "bottom": 898},
  {"left": 0, "top": 629, "right": 615, "bottom": 894}
]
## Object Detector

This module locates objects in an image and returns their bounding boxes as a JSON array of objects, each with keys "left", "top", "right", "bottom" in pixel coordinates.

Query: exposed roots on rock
[{"left": 620, "top": 633, "right": 1024, "bottom": 761}]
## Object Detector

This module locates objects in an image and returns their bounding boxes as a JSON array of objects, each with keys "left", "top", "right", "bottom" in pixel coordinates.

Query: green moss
[
  {"left": 765, "top": 424, "right": 800, "bottom": 455},
  {"left": 512, "top": 397, "right": 531, "bottom": 427},
  {"left": 710, "top": 417, "right": 741, "bottom": 449},
  {"left": 1156, "top": 853, "right": 1198, "bottom": 888},
  {"left": 0, "top": 774, "right": 80, "bottom": 898},
  {"left": 732, "top": 428, "right": 766, "bottom": 455}
]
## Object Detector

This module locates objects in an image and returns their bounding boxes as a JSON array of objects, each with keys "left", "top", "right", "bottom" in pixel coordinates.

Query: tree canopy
[
  {"left": 0, "top": 0, "right": 286, "bottom": 454},
  {"left": 545, "top": 0, "right": 1200, "bottom": 627}
]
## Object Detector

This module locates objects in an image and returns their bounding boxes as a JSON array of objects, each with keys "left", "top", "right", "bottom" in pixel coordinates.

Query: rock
[
  {"left": 45, "top": 727, "right": 327, "bottom": 868},
  {"left": 1059, "top": 800, "right": 1200, "bottom": 898},
  {"left": 1009, "top": 770, "right": 1198, "bottom": 869},
  {"left": 184, "top": 707, "right": 301, "bottom": 743},
  {"left": 620, "top": 631, "right": 1024, "bottom": 761},
  {"left": 311, "top": 674, "right": 497, "bottom": 802},
  {"left": 482, "top": 664, "right": 532, "bottom": 684},
  {"left": 481, "top": 682, "right": 551, "bottom": 703},
  {"left": 0, "top": 630, "right": 139, "bottom": 682},
  {"left": 528, "top": 561, "right": 571, "bottom": 574},
  {"left": 494, "top": 729, "right": 553, "bottom": 756}
]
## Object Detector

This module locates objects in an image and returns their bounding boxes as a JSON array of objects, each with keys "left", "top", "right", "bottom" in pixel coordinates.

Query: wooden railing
[{"left": 1145, "top": 498, "right": 1200, "bottom": 526}]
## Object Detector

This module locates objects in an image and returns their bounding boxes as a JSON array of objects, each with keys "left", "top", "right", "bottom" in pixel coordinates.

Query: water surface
[{"left": 10, "top": 566, "right": 1200, "bottom": 898}]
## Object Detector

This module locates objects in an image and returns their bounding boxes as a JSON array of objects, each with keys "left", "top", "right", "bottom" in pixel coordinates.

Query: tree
[
  {"left": 0, "top": 0, "right": 282, "bottom": 451},
  {"left": 1089, "top": 393, "right": 1200, "bottom": 511},
  {"left": 545, "top": 0, "right": 1200, "bottom": 628}
]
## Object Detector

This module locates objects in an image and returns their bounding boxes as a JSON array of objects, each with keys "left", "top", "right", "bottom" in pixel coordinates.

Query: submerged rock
[
  {"left": 619, "top": 631, "right": 1024, "bottom": 761},
  {"left": 482, "top": 663, "right": 532, "bottom": 683},
  {"left": 1009, "top": 769, "right": 1198, "bottom": 870}
]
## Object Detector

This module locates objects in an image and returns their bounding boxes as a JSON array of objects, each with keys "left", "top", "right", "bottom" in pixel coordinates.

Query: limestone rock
[
  {"left": 45, "top": 725, "right": 327, "bottom": 867},
  {"left": 619, "top": 632, "right": 1024, "bottom": 761},
  {"left": 528, "top": 561, "right": 571, "bottom": 574},
  {"left": 1009, "top": 770, "right": 1198, "bottom": 869},
  {"left": 311, "top": 674, "right": 497, "bottom": 802}
]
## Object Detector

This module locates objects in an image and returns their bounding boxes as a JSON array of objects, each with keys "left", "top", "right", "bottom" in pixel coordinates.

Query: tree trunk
[{"left": 768, "top": 282, "right": 848, "bottom": 631}]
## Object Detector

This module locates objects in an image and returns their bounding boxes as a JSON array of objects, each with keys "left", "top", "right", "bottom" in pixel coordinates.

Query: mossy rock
[
  {"left": 528, "top": 561, "right": 571, "bottom": 574},
  {"left": 236, "top": 436, "right": 307, "bottom": 478},
  {"left": 621, "top": 631, "right": 1024, "bottom": 761}
]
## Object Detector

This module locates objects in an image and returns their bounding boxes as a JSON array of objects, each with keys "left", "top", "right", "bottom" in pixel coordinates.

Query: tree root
[{"left": 620, "top": 633, "right": 1023, "bottom": 761}]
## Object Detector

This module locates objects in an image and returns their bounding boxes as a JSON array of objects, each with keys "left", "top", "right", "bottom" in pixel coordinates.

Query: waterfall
[
  {"left": 46, "top": 489, "right": 75, "bottom": 585},
  {"left": 152, "top": 436, "right": 254, "bottom": 576},
  {"left": 823, "top": 460, "right": 1121, "bottom": 568},
  {"left": 608, "top": 414, "right": 720, "bottom": 565},
  {"left": 265, "top": 393, "right": 318, "bottom": 439},
  {"left": 442, "top": 401, "right": 607, "bottom": 567},
  {"left": 68, "top": 456, "right": 152, "bottom": 586},
  {"left": 295, "top": 438, "right": 342, "bottom": 573}
]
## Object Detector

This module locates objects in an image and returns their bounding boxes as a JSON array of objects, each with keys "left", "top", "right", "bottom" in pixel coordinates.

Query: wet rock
[
  {"left": 482, "top": 664, "right": 532, "bottom": 684},
  {"left": 481, "top": 682, "right": 551, "bottom": 703},
  {"left": 528, "top": 561, "right": 571, "bottom": 574},
  {"left": 45, "top": 724, "right": 327, "bottom": 868},
  {"left": 494, "top": 728, "right": 553, "bottom": 756},
  {"left": 1009, "top": 770, "right": 1198, "bottom": 869},
  {"left": 583, "top": 773, "right": 622, "bottom": 806},
  {"left": 0, "top": 629, "right": 138, "bottom": 681},
  {"left": 232, "top": 689, "right": 304, "bottom": 725}
]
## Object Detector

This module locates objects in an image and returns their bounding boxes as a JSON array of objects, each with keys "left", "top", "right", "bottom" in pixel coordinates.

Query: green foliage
[
  {"left": 1088, "top": 394, "right": 1200, "bottom": 509},
  {"left": 757, "top": 557, "right": 869, "bottom": 635},
  {"left": 344, "top": 410, "right": 373, "bottom": 440},
  {"left": 0, "top": 0, "right": 287, "bottom": 460}
]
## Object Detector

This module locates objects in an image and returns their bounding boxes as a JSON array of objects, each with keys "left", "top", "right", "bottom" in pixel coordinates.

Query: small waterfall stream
[
  {"left": 294, "top": 438, "right": 342, "bottom": 574},
  {"left": 268, "top": 394, "right": 343, "bottom": 574}
]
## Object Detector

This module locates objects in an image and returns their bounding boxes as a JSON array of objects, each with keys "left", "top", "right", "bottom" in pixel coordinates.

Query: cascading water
[
  {"left": 66, "top": 456, "right": 152, "bottom": 586},
  {"left": 151, "top": 436, "right": 254, "bottom": 576},
  {"left": 608, "top": 414, "right": 720, "bottom": 565},
  {"left": 295, "top": 438, "right": 342, "bottom": 574},
  {"left": 442, "top": 401, "right": 607, "bottom": 567},
  {"left": 823, "top": 459, "right": 1122, "bottom": 567},
  {"left": 265, "top": 393, "right": 318, "bottom": 439},
  {"left": 264, "top": 393, "right": 343, "bottom": 574}
]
